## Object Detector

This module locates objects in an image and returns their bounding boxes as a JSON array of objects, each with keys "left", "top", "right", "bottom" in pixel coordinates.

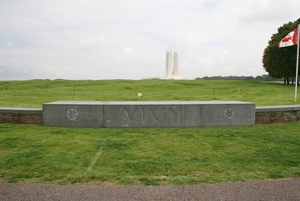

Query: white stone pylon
[
  {"left": 166, "top": 51, "right": 172, "bottom": 77},
  {"left": 173, "top": 52, "right": 179, "bottom": 76},
  {"left": 163, "top": 51, "right": 182, "bottom": 79}
]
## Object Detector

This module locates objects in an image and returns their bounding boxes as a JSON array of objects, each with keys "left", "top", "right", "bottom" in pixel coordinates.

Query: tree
[{"left": 262, "top": 18, "right": 300, "bottom": 84}]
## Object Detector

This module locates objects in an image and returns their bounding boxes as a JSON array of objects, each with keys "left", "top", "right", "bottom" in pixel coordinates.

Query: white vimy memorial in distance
[{"left": 162, "top": 51, "right": 183, "bottom": 79}]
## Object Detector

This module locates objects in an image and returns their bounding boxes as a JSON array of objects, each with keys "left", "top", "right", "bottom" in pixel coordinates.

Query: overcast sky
[{"left": 0, "top": 0, "right": 299, "bottom": 80}]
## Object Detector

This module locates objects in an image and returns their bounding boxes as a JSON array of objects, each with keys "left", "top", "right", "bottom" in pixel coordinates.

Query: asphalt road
[{"left": 1, "top": 178, "right": 300, "bottom": 201}]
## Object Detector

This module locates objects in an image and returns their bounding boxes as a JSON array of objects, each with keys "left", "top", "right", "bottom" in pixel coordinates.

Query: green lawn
[
  {"left": 0, "top": 79, "right": 299, "bottom": 107},
  {"left": 0, "top": 122, "right": 300, "bottom": 185},
  {"left": 0, "top": 79, "right": 300, "bottom": 186}
]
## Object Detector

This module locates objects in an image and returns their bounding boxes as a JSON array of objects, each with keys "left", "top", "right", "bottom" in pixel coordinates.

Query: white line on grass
[{"left": 87, "top": 139, "right": 106, "bottom": 174}]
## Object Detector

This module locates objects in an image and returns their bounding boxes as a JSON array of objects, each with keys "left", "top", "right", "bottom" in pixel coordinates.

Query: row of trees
[
  {"left": 263, "top": 18, "right": 300, "bottom": 84},
  {"left": 196, "top": 74, "right": 283, "bottom": 81}
]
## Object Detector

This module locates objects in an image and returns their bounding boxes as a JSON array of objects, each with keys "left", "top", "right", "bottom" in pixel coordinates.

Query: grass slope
[{"left": 0, "top": 79, "right": 299, "bottom": 107}]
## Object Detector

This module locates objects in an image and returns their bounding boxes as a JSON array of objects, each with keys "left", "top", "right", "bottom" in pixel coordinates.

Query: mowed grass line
[
  {"left": 0, "top": 123, "right": 300, "bottom": 185},
  {"left": 0, "top": 79, "right": 299, "bottom": 107}
]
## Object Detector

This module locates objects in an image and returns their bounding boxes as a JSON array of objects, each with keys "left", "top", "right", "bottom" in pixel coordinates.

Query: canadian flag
[{"left": 278, "top": 28, "right": 298, "bottom": 48}]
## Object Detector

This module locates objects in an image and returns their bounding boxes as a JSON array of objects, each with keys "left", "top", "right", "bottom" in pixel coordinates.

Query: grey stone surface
[
  {"left": 43, "top": 101, "right": 105, "bottom": 127},
  {"left": 104, "top": 103, "right": 192, "bottom": 128},
  {"left": 256, "top": 105, "right": 300, "bottom": 112},
  {"left": 0, "top": 107, "right": 42, "bottom": 114},
  {"left": 200, "top": 102, "right": 255, "bottom": 126},
  {"left": 43, "top": 101, "right": 255, "bottom": 128}
]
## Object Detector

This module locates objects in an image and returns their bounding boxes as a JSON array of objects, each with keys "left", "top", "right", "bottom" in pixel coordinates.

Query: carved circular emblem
[
  {"left": 67, "top": 109, "right": 78, "bottom": 120},
  {"left": 224, "top": 108, "right": 234, "bottom": 119}
]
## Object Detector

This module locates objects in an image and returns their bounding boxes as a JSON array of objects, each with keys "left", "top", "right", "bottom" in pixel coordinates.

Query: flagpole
[{"left": 295, "top": 24, "right": 300, "bottom": 102}]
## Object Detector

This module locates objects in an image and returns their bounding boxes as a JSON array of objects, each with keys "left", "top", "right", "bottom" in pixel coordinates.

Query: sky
[{"left": 0, "top": 0, "right": 300, "bottom": 80}]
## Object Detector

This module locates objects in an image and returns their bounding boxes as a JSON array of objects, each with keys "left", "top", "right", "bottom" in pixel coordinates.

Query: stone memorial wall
[
  {"left": 255, "top": 105, "right": 300, "bottom": 124},
  {"left": 2, "top": 103, "right": 300, "bottom": 126},
  {"left": 42, "top": 101, "right": 255, "bottom": 128},
  {"left": 0, "top": 107, "right": 42, "bottom": 124}
]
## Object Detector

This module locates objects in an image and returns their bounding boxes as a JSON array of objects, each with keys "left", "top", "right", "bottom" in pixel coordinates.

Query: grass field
[
  {"left": 0, "top": 79, "right": 299, "bottom": 107},
  {"left": 0, "top": 122, "right": 300, "bottom": 185},
  {"left": 0, "top": 79, "right": 300, "bottom": 186}
]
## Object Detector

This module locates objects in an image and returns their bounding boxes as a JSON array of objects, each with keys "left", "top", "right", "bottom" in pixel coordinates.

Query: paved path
[{"left": 1, "top": 178, "right": 300, "bottom": 200}]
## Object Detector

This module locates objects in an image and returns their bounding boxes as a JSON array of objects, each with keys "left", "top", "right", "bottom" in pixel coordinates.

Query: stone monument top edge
[{"left": 43, "top": 100, "right": 255, "bottom": 105}]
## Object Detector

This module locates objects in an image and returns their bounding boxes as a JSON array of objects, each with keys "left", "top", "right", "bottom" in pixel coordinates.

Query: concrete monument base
[
  {"left": 161, "top": 76, "right": 184, "bottom": 80},
  {"left": 43, "top": 101, "right": 255, "bottom": 128}
]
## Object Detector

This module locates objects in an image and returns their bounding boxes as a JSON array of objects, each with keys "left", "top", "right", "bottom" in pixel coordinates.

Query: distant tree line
[{"left": 196, "top": 74, "right": 283, "bottom": 81}]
